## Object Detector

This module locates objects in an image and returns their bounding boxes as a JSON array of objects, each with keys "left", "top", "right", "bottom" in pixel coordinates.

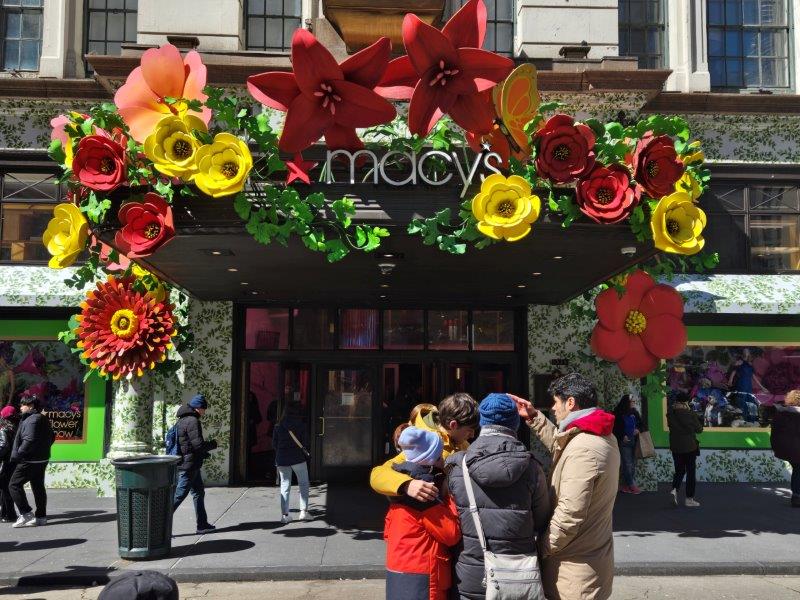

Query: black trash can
[{"left": 111, "top": 455, "right": 180, "bottom": 560}]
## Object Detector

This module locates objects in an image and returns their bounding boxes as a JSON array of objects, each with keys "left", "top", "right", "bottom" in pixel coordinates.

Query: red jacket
[{"left": 384, "top": 497, "right": 461, "bottom": 600}]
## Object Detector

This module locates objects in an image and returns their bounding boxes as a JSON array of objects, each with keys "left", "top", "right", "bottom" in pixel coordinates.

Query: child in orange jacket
[{"left": 384, "top": 427, "right": 461, "bottom": 600}]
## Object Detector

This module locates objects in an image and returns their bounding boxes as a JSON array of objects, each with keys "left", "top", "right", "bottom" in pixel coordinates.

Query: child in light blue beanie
[{"left": 397, "top": 426, "right": 444, "bottom": 466}]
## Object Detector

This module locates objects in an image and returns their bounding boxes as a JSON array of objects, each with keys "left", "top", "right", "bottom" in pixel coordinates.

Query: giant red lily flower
[
  {"left": 247, "top": 30, "right": 396, "bottom": 154},
  {"left": 376, "top": 0, "right": 513, "bottom": 137},
  {"left": 590, "top": 270, "right": 687, "bottom": 378}
]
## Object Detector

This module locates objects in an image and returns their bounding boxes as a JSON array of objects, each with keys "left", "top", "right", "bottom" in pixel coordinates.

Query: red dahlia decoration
[{"left": 75, "top": 276, "right": 176, "bottom": 380}]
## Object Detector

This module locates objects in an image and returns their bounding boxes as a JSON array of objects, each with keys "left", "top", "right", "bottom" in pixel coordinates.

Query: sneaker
[
  {"left": 12, "top": 512, "right": 35, "bottom": 528},
  {"left": 280, "top": 514, "right": 291, "bottom": 524},
  {"left": 670, "top": 489, "right": 678, "bottom": 506},
  {"left": 35, "top": 518, "right": 47, "bottom": 526},
  {"left": 685, "top": 497, "right": 701, "bottom": 508},
  {"left": 629, "top": 485, "right": 642, "bottom": 495},
  {"left": 196, "top": 524, "right": 216, "bottom": 534},
  {"left": 619, "top": 486, "right": 632, "bottom": 494},
  {"left": 298, "top": 510, "right": 310, "bottom": 521}
]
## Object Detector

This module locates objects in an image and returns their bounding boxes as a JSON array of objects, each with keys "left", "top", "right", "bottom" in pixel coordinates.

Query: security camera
[
  {"left": 620, "top": 246, "right": 637, "bottom": 257},
  {"left": 378, "top": 262, "right": 396, "bottom": 275}
]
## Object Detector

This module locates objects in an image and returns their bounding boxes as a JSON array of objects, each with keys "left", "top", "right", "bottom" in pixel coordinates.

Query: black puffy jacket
[
  {"left": 446, "top": 425, "right": 551, "bottom": 600},
  {"left": 11, "top": 411, "right": 54, "bottom": 463},
  {"left": 0, "top": 422, "right": 14, "bottom": 461},
  {"left": 175, "top": 404, "right": 216, "bottom": 472},
  {"left": 771, "top": 405, "right": 800, "bottom": 464}
]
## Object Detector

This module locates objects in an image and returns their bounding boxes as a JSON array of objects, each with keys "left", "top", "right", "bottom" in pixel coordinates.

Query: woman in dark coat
[
  {"left": 667, "top": 391, "right": 704, "bottom": 508},
  {"left": 0, "top": 405, "right": 18, "bottom": 522},
  {"left": 613, "top": 395, "right": 644, "bottom": 494},
  {"left": 273, "top": 402, "right": 310, "bottom": 523},
  {"left": 771, "top": 389, "right": 800, "bottom": 507}
]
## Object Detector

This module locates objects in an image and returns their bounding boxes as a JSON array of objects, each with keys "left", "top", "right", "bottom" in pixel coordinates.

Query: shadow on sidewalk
[
  {"left": 45, "top": 510, "right": 117, "bottom": 525},
  {"left": 7, "top": 565, "right": 116, "bottom": 589},
  {"left": 0, "top": 538, "right": 86, "bottom": 553},
  {"left": 174, "top": 538, "right": 255, "bottom": 558}
]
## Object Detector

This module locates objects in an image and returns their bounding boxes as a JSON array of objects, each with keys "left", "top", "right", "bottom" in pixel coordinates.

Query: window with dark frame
[
  {"left": 1, "top": 0, "right": 43, "bottom": 72},
  {"left": 707, "top": 0, "right": 791, "bottom": 90},
  {"left": 85, "top": 0, "right": 138, "bottom": 74},
  {"left": 618, "top": 0, "right": 666, "bottom": 68},
  {"left": 447, "top": 0, "right": 514, "bottom": 57},
  {"left": 245, "top": 0, "right": 302, "bottom": 52}
]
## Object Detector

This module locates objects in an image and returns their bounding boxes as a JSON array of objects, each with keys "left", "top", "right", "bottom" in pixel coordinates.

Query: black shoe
[
  {"left": 791, "top": 496, "right": 800, "bottom": 508},
  {"left": 196, "top": 524, "right": 216, "bottom": 534}
]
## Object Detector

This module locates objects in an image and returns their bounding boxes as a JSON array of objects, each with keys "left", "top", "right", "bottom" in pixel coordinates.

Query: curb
[{"left": 6, "top": 562, "right": 800, "bottom": 587}]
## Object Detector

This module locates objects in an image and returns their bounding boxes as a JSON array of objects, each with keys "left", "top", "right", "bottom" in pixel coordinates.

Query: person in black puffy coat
[
  {"left": 0, "top": 405, "right": 18, "bottom": 522},
  {"left": 273, "top": 402, "right": 310, "bottom": 523},
  {"left": 172, "top": 395, "right": 217, "bottom": 534},
  {"left": 771, "top": 389, "right": 800, "bottom": 508},
  {"left": 446, "top": 393, "right": 550, "bottom": 600}
]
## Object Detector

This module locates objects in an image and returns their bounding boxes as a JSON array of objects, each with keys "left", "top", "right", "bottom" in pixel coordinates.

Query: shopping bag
[{"left": 635, "top": 430, "right": 656, "bottom": 459}]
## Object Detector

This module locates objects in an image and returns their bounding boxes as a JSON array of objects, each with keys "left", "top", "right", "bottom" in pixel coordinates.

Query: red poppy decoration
[
  {"left": 72, "top": 134, "right": 127, "bottom": 192},
  {"left": 247, "top": 30, "right": 396, "bottom": 154},
  {"left": 590, "top": 270, "right": 687, "bottom": 378},
  {"left": 576, "top": 164, "right": 639, "bottom": 224},
  {"left": 632, "top": 132, "right": 685, "bottom": 199},
  {"left": 532, "top": 114, "right": 596, "bottom": 184},
  {"left": 376, "top": 0, "right": 513, "bottom": 138},
  {"left": 114, "top": 193, "right": 175, "bottom": 258}
]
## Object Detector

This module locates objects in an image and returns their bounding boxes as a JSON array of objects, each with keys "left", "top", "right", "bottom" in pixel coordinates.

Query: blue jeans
[
  {"left": 620, "top": 438, "right": 637, "bottom": 487},
  {"left": 278, "top": 462, "right": 309, "bottom": 515},
  {"left": 173, "top": 468, "right": 209, "bottom": 528}
]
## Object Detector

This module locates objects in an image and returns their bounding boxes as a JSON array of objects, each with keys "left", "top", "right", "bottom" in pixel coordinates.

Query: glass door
[{"left": 315, "top": 366, "right": 376, "bottom": 481}]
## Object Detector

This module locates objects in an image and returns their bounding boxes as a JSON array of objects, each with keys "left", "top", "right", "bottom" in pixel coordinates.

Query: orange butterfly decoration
[{"left": 467, "top": 63, "right": 541, "bottom": 167}]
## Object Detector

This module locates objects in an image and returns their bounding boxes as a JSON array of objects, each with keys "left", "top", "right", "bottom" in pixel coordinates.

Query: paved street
[{"left": 3, "top": 577, "right": 800, "bottom": 599}]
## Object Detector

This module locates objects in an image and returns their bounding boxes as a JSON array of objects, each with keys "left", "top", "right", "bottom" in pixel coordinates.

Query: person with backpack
[
  {"left": 446, "top": 393, "right": 551, "bottom": 600},
  {"left": 0, "top": 404, "right": 18, "bottom": 522},
  {"left": 272, "top": 402, "right": 310, "bottom": 523},
  {"left": 771, "top": 389, "right": 800, "bottom": 508},
  {"left": 172, "top": 394, "right": 217, "bottom": 534},
  {"left": 9, "top": 395, "right": 55, "bottom": 527}
]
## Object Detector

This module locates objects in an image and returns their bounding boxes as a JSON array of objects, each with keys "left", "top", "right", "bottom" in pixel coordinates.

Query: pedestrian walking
[
  {"left": 613, "top": 395, "right": 643, "bottom": 494},
  {"left": 770, "top": 389, "right": 800, "bottom": 508},
  {"left": 9, "top": 395, "right": 55, "bottom": 528},
  {"left": 384, "top": 426, "right": 461, "bottom": 600},
  {"left": 667, "top": 391, "right": 703, "bottom": 507},
  {"left": 98, "top": 570, "right": 179, "bottom": 600},
  {"left": 447, "top": 393, "right": 550, "bottom": 600},
  {"left": 272, "top": 401, "right": 310, "bottom": 523},
  {"left": 0, "top": 404, "right": 18, "bottom": 522},
  {"left": 514, "top": 373, "right": 620, "bottom": 600},
  {"left": 173, "top": 394, "right": 218, "bottom": 534}
]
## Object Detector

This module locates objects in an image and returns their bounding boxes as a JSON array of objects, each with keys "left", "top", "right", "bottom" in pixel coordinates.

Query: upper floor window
[
  {"left": 0, "top": 172, "right": 64, "bottom": 264},
  {"left": 618, "top": 0, "right": 666, "bottom": 68},
  {"left": 447, "top": 0, "right": 514, "bottom": 57},
  {"left": 708, "top": 0, "right": 791, "bottom": 90},
  {"left": 1, "top": 0, "right": 43, "bottom": 71},
  {"left": 246, "top": 0, "right": 301, "bottom": 52},
  {"left": 85, "top": 0, "right": 138, "bottom": 72}
]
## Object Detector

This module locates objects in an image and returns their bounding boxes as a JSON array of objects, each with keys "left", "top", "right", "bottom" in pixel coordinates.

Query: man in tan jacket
[{"left": 512, "top": 373, "right": 620, "bottom": 600}]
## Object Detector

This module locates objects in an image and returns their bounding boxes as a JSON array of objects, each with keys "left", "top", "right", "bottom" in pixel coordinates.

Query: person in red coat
[{"left": 384, "top": 426, "right": 461, "bottom": 600}]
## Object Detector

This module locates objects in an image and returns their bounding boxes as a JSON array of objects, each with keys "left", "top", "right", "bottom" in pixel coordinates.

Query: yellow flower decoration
[
  {"left": 683, "top": 141, "right": 704, "bottom": 166},
  {"left": 144, "top": 114, "right": 207, "bottom": 179},
  {"left": 651, "top": 191, "right": 707, "bottom": 256},
  {"left": 131, "top": 263, "right": 168, "bottom": 304},
  {"left": 472, "top": 174, "right": 541, "bottom": 242},
  {"left": 43, "top": 203, "right": 89, "bottom": 269},
  {"left": 193, "top": 133, "right": 253, "bottom": 198},
  {"left": 675, "top": 171, "right": 702, "bottom": 201}
]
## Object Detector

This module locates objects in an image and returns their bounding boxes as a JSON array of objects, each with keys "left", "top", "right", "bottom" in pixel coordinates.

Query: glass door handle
[{"left": 318, "top": 416, "right": 325, "bottom": 437}]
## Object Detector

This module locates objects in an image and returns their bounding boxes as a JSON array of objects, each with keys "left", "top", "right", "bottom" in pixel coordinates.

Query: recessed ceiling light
[
  {"left": 241, "top": 282, "right": 249, "bottom": 286},
  {"left": 251, "top": 291, "right": 258, "bottom": 295},
  {"left": 380, "top": 283, "right": 390, "bottom": 288},
  {"left": 211, "top": 251, "right": 222, "bottom": 255},
  {"left": 227, "top": 267, "right": 238, "bottom": 272},
  {"left": 517, "top": 284, "right": 526, "bottom": 289},
  {"left": 380, "top": 294, "right": 387, "bottom": 299},
  {"left": 506, "top": 295, "right": 513, "bottom": 299},
  {"left": 532, "top": 272, "right": 542, "bottom": 276},
  {"left": 201, "top": 248, "right": 234, "bottom": 257},
  {"left": 553, "top": 255, "right": 563, "bottom": 260}
]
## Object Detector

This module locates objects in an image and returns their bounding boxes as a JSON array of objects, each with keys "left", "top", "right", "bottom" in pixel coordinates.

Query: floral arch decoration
[{"left": 43, "top": 0, "right": 716, "bottom": 382}]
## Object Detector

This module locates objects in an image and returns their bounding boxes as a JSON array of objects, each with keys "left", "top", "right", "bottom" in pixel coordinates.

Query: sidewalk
[{"left": 1, "top": 483, "right": 799, "bottom": 587}]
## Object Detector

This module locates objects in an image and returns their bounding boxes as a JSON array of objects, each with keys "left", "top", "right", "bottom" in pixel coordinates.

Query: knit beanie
[
  {"left": 188, "top": 394, "right": 207, "bottom": 409},
  {"left": 479, "top": 393, "right": 520, "bottom": 431},
  {"left": 398, "top": 426, "right": 444, "bottom": 465},
  {"left": 98, "top": 570, "right": 179, "bottom": 600},
  {"left": 0, "top": 405, "right": 15, "bottom": 419}
]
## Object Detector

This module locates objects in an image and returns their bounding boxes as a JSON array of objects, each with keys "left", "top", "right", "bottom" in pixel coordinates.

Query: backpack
[{"left": 165, "top": 422, "right": 180, "bottom": 456}]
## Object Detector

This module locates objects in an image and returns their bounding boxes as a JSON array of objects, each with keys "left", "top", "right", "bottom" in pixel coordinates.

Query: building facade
[{"left": 0, "top": 0, "right": 798, "bottom": 493}]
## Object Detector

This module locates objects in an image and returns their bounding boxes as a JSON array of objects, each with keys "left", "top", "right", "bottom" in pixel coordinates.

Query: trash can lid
[{"left": 110, "top": 455, "right": 181, "bottom": 467}]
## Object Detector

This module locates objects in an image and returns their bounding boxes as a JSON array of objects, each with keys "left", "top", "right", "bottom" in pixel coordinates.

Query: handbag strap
[
  {"left": 287, "top": 429, "right": 309, "bottom": 456},
  {"left": 461, "top": 455, "right": 488, "bottom": 553}
]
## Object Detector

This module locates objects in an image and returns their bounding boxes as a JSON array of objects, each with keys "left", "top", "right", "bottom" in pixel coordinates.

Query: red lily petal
[
  {"left": 402, "top": 13, "right": 458, "bottom": 76},
  {"left": 376, "top": 55, "right": 419, "bottom": 100},
  {"left": 140, "top": 44, "right": 185, "bottom": 100},
  {"left": 590, "top": 324, "right": 631, "bottom": 362},
  {"left": 457, "top": 48, "right": 514, "bottom": 92},
  {"left": 341, "top": 37, "right": 392, "bottom": 89},
  {"left": 291, "top": 29, "right": 343, "bottom": 96},
  {"left": 594, "top": 286, "right": 631, "bottom": 331},
  {"left": 279, "top": 94, "right": 334, "bottom": 153},
  {"left": 641, "top": 314, "right": 687, "bottom": 359},
  {"left": 285, "top": 153, "right": 318, "bottom": 185},
  {"left": 626, "top": 270, "right": 656, "bottom": 309},
  {"left": 442, "top": 0, "right": 486, "bottom": 49},
  {"left": 640, "top": 284, "right": 684, "bottom": 320},
  {"left": 617, "top": 336, "right": 660, "bottom": 378},
  {"left": 447, "top": 92, "right": 496, "bottom": 135},
  {"left": 247, "top": 72, "right": 301, "bottom": 111},
  {"left": 324, "top": 123, "right": 365, "bottom": 152},
  {"left": 407, "top": 79, "right": 455, "bottom": 137},
  {"left": 331, "top": 80, "right": 397, "bottom": 128}
]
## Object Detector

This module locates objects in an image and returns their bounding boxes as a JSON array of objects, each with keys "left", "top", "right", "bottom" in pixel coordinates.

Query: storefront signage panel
[{"left": 0, "top": 320, "right": 107, "bottom": 461}]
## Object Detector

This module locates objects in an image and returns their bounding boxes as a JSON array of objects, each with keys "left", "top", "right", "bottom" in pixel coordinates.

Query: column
[
  {"left": 107, "top": 376, "right": 155, "bottom": 459},
  {"left": 137, "top": 0, "right": 244, "bottom": 51},
  {"left": 38, "top": 0, "right": 70, "bottom": 78},
  {"left": 689, "top": 0, "right": 711, "bottom": 91}
]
